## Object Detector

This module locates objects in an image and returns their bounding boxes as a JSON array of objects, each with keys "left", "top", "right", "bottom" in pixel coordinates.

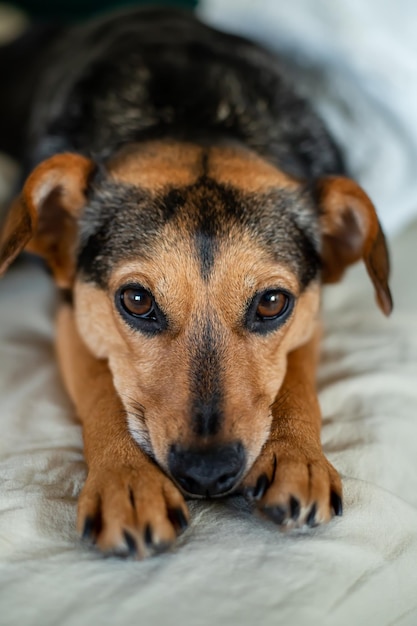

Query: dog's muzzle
[{"left": 168, "top": 442, "right": 246, "bottom": 497}]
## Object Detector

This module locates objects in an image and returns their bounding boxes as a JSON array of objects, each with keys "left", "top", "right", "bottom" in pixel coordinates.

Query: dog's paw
[
  {"left": 241, "top": 444, "right": 342, "bottom": 529},
  {"left": 77, "top": 464, "right": 189, "bottom": 558}
]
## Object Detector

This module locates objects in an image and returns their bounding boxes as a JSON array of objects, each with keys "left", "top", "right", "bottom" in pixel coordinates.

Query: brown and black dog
[{"left": 0, "top": 8, "right": 392, "bottom": 558}]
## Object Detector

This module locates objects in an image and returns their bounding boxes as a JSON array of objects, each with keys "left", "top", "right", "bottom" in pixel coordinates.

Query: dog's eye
[
  {"left": 246, "top": 288, "right": 294, "bottom": 334},
  {"left": 120, "top": 287, "right": 154, "bottom": 318},
  {"left": 116, "top": 284, "right": 167, "bottom": 334},
  {"left": 256, "top": 291, "right": 289, "bottom": 320}
]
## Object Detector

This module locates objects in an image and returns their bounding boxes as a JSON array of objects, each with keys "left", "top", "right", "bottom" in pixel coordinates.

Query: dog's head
[{"left": 0, "top": 141, "right": 392, "bottom": 497}]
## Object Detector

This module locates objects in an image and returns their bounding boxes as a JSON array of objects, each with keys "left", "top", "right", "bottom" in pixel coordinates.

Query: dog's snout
[{"left": 168, "top": 442, "right": 246, "bottom": 497}]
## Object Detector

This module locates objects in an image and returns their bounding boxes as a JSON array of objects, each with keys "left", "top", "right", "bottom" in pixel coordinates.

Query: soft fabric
[{"left": 1, "top": 2, "right": 417, "bottom": 625}]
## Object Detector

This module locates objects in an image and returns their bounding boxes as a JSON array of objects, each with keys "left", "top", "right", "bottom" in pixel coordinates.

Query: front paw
[
  {"left": 78, "top": 463, "right": 189, "bottom": 558},
  {"left": 242, "top": 444, "right": 342, "bottom": 529}
]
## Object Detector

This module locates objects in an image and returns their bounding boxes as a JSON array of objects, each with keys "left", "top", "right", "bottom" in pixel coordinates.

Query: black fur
[{"left": 0, "top": 7, "right": 344, "bottom": 179}]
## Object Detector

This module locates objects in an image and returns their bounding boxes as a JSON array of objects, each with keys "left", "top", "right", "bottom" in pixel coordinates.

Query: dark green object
[{"left": 10, "top": 0, "right": 197, "bottom": 21}]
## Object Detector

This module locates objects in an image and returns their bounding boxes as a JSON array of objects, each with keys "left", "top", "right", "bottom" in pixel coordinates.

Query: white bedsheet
[{"left": 1, "top": 2, "right": 417, "bottom": 625}]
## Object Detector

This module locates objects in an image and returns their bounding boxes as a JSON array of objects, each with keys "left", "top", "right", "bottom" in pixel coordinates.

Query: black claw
[
  {"left": 252, "top": 474, "right": 270, "bottom": 500},
  {"left": 306, "top": 503, "right": 317, "bottom": 527},
  {"left": 168, "top": 507, "right": 189, "bottom": 533},
  {"left": 244, "top": 474, "right": 270, "bottom": 501},
  {"left": 144, "top": 523, "right": 153, "bottom": 548},
  {"left": 143, "top": 525, "right": 172, "bottom": 555},
  {"left": 82, "top": 516, "right": 95, "bottom": 541},
  {"left": 152, "top": 540, "right": 172, "bottom": 556},
  {"left": 289, "top": 496, "right": 301, "bottom": 520},
  {"left": 123, "top": 530, "right": 138, "bottom": 556},
  {"left": 263, "top": 505, "right": 287, "bottom": 525},
  {"left": 331, "top": 491, "right": 343, "bottom": 516}
]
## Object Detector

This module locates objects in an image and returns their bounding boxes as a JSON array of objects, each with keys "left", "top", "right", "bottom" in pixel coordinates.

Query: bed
[{"left": 1, "top": 1, "right": 417, "bottom": 624}]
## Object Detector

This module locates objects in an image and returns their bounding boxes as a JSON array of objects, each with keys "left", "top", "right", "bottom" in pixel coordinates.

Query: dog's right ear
[{"left": 0, "top": 153, "right": 95, "bottom": 287}]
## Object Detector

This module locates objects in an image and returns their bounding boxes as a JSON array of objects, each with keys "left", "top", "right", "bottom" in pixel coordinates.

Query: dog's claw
[
  {"left": 123, "top": 530, "right": 138, "bottom": 556},
  {"left": 306, "top": 503, "right": 317, "bottom": 527},
  {"left": 142, "top": 523, "right": 173, "bottom": 555},
  {"left": 330, "top": 491, "right": 343, "bottom": 516},
  {"left": 168, "top": 507, "right": 189, "bottom": 533},
  {"left": 144, "top": 523, "right": 153, "bottom": 549},
  {"left": 82, "top": 515, "right": 95, "bottom": 541},
  {"left": 253, "top": 474, "right": 270, "bottom": 500},
  {"left": 244, "top": 473, "right": 269, "bottom": 500},
  {"left": 289, "top": 496, "right": 300, "bottom": 520},
  {"left": 77, "top": 465, "right": 189, "bottom": 558},
  {"left": 241, "top": 443, "right": 342, "bottom": 531},
  {"left": 262, "top": 505, "right": 287, "bottom": 525}
]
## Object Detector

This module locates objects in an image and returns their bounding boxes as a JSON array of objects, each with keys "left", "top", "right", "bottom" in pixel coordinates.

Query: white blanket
[{"left": 1, "top": 2, "right": 417, "bottom": 625}]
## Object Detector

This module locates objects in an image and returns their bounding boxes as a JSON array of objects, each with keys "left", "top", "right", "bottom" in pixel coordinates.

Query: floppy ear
[
  {"left": 316, "top": 176, "right": 393, "bottom": 316},
  {"left": 0, "top": 153, "right": 94, "bottom": 287}
]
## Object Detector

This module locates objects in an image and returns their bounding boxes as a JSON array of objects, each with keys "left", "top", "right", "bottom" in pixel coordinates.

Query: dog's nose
[{"left": 168, "top": 442, "right": 245, "bottom": 497}]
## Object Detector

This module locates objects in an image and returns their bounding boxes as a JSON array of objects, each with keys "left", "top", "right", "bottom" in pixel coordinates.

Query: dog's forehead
[
  {"left": 109, "top": 222, "right": 300, "bottom": 300},
  {"left": 78, "top": 142, "right": 321, "bottom": 288}
]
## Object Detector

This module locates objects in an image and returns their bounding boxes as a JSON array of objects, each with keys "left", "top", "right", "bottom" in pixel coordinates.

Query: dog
[{"left": 0, "top": 7, "right": 392, "bottom": 558}]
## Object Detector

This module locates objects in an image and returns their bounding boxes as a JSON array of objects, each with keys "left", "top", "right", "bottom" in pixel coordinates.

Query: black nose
[{"left": 168, "top": 442, "right": 246, "bottom": 497}]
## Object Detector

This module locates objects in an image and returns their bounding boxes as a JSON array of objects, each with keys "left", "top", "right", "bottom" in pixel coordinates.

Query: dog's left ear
[
  {"left": 0, "top": 153, "right": 94, "bottom": 287},
  {"left": 316, "top": 176, "right": 393, "bottom": 316}
]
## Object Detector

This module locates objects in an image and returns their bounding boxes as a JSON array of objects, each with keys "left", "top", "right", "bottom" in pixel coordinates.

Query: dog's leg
[
  {"left": 241, "top": 330, "right": 342, "bottom": 528},
  {"left": 56, "top": 304, "right": 189, "bottom": 557}
]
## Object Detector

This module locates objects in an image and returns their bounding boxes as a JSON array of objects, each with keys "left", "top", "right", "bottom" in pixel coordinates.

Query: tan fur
[
  {"left": 108, "top": 141, "right": 204, "bottom": 188},
  {"left": 108, "top": 140, "right": 297, "bottom": 192},
  {"left": 0, "top": 195, "right": 35, "bottom": 275},
  {"left": 207, "top": 144, "right": 299, "bottom": 191},
  {"left": 0, "top": 153, "right": 94, "bottom": 285}
]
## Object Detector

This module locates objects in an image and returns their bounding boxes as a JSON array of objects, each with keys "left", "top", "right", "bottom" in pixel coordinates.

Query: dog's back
[{"left": 0, "top": 7, "right": 344, "bottom": 179}]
